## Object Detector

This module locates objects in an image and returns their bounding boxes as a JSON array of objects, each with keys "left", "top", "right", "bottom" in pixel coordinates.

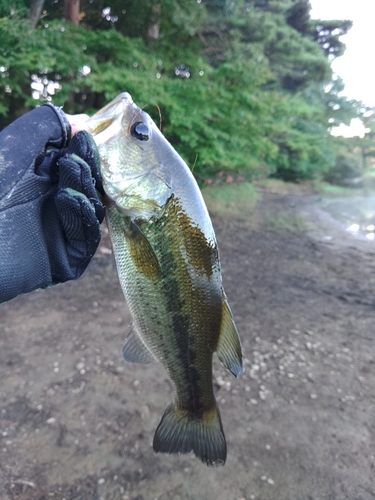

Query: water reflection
[
  {"left": 347, "top": 223, "right": 360, "bottom": 232},
  {"left": 319, "top": 194, "right": 375, "bottom": 241}
]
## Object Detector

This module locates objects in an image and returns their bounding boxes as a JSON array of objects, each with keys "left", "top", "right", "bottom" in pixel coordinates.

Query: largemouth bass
[{"left": 85, "top": 93, "right": 243, "bottom": 466}]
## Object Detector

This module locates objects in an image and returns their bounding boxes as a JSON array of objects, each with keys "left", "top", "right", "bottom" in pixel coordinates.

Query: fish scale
[{"left": 85, "top": 92, "right": 243, "bottom": 466}]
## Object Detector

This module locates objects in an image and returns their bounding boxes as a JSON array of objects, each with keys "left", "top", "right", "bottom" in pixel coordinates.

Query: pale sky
[
  {"left": 309, "top": 1, "right": 374, "bottom": 135},
  {"left": 310, "top": 0, "right": 374, "bottom": 108}
]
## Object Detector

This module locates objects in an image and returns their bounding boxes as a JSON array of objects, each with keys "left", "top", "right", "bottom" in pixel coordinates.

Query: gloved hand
[{"left": 0, "top": 104, "right": 105, "bottom": 303}]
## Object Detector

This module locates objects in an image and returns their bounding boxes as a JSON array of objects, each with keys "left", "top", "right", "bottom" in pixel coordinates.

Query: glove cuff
[{"left": 42, "top": 103, "right": 71, "bottom": 148}]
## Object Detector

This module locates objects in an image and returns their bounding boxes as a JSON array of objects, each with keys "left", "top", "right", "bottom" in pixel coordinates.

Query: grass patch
[
  {"left": 312, "top": 181, "right": 361, "bottom": 197},
  {"left": 201, "top": 182, "right": 259, "bottom": 217},
  {"left": 265, "top": 212, "right": 308, "bottom": 232},
  {"left": 256, "top": 179, "right": 366, "bottom": 197},
  {"left": 255, "top": 178, "right": 321, "bottom": 195}
]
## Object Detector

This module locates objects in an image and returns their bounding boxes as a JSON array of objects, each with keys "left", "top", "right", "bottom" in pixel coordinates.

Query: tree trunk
[
  {"left": 63, "top": 0, "right": 80, "bottom": 26},
  {"left": 147, "top": 2, "right": 161, "bottom": 39},
  {"left": 28, "top": 0, "right": 45, "bottom": 28}
]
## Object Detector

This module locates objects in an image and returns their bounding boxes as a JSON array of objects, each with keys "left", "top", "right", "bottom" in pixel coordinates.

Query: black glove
[{"left": 0, "top": 104, "right": 104, "bottom": 303}]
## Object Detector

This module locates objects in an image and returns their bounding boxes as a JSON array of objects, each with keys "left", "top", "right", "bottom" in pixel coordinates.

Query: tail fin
[{"left": 153, "top": 403, "right": 227, "bottom": 466}]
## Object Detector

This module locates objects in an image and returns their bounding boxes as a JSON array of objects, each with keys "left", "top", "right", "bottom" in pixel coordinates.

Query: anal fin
[
  {"left": 122, "top": 327, "right": 156, "bottom": 364},
  {"left": 216, "top": 293, "right": 243, "bottom": 377}
]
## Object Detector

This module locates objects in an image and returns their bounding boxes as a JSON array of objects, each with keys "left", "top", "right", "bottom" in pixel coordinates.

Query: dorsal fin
[{"left": 216, "top": 293, "right": 243, "bottom": 377}]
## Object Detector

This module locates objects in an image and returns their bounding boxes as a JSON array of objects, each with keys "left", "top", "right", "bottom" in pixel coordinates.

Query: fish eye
[{"left": 130, "top": 121, "right": 150, "bottom": 141}]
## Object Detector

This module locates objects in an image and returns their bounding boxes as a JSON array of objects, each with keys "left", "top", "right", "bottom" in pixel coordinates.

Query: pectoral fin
[
  {"left": 216, "top": 294, "right": 243, "bottom": 377},
  {"left": 122, "top": 327, "right": 157, "bottom": 363},
  {"left": 125, "top": 219, "right": 162, "bottom": 280}
]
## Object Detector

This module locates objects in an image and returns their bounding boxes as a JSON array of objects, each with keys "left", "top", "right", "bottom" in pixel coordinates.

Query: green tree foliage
[
  {"left": 354, "top": 109, "right": 375, "bottom": 172},
  {"left": 323, "top": 136, "right": 362, "bottom": 185},
  {"left": 0, "top": 0, "right": 25, "bottom": 17},
  {"left": 286, "top": 0, "right": 311, "bottom": 34},
  {"left": 0, "top": 0, "right": 363, "bottom": 181},
  {"left": 311, "top": 19, "right": 352, "bottom": 58}
]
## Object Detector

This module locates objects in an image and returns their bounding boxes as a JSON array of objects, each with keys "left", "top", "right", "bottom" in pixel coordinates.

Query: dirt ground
[{"left": 1, "top": 188, "right": 375, "bottom": 500}]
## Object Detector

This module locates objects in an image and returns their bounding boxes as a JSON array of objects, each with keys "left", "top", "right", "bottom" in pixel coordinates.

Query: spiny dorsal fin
[
  {"left": 122, "top": 327, "right": 157, "bottom": 363},
  {"left": 216, "top": 293, "right": 243, "bottom": 377}
]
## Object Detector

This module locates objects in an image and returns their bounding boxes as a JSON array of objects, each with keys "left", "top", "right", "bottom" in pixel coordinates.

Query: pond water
[{"left": 319, "top": 194, "right": 375, "bottom": 241}]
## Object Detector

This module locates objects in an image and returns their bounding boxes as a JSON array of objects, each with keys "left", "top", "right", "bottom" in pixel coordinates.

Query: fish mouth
[
  {"left": 85, "top": 92, "right": 137, "bottom": 145},
  {"left": 93, "top": 92, "right": 134, "bottom": 119}
]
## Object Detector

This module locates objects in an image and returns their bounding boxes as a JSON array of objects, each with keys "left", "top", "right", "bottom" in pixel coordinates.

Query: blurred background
[{"left": 1, "top": 0, "right": 374, "bottom": 187}]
